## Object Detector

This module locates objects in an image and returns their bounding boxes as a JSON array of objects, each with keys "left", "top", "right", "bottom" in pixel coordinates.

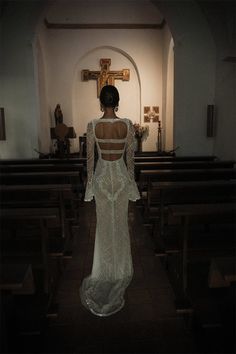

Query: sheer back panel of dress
[{"left": 95, "top": 120, "right": 128, "bottom": 161}]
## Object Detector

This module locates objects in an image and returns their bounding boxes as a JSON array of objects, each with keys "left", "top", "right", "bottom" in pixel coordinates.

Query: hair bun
[
  {"left": 108, "top": 94, "right": 113, "bottom": 104},
  {"left": 100, "top": 85, "right": 119, "bottom": 108}
]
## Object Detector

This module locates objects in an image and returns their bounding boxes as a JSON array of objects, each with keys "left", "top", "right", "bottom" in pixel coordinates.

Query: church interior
[{"left": 0, "top": 0, "right": 235, "bottom": 353}]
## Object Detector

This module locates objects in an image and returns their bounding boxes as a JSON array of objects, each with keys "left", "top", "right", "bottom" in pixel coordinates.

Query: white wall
[
  {"left": 156, "top": 0, "right": 216, "bottom": 156},
  {"left": 165, "top": 38, "right": 174, "bottom": 152},
  {"left": 0, "top": 1, "right": 44, "bottom": 158},
  {"left": 37, "top": 0, "right": 165, "bottom": 153},
  {"left": 208, "top": 1, "right": 236, "bottom": 161},
  {"left": 34, "top": 20, "right": 53, "bottom": 155},
  {"left": 214, "top": 60, "right": 236, "bottom": 161},
  {"left": 162, "top": 24, "right": 174, "bottom": 152}
]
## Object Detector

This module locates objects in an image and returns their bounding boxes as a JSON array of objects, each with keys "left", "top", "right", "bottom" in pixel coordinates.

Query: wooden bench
[
  {"left": 0, "top": 207, "right": 61, "bottom": 294},
  {"left": 0, "top": 183, "right": 76, "bottom": 240},
  {"left": 144, "top": 179, "right": 236, "bottom": 229},
  {"left": 135, "top": 160, "right": 235, "bottom": 181},
  {"left": 134, "top": 155, "right": 218, "bottom": 162},
  {"left": 0, "top": 263, "right": 35, "bottom": 352},
  {"left": 0, "top": 171, "right": 82, "bottom": 193},
  {"left": 0, "top": 162, "right": 84, "bottom": 173},
  {"left": 0, "top": 161, "right": 85, "bottom": 189},
  {"left": 0, "top": 157, "right": 87, "bottom": 165},
  {"left": 135, "top": 160, "right": 235, "bottom": 177},
  {"left": 134, "top": 153, "right": 217, "bottom": 160},
  {"left": 139, "top": 168, "right": 236, "bottom": 193},
  {"left": 208, "top": 257, "right": 236, "bottom": 288},
  {"left": 168, "top": 202, "right": 236, "bottom": 304},
  {"left": 0, "top": 263, "right": 35, "bottom": 293}
]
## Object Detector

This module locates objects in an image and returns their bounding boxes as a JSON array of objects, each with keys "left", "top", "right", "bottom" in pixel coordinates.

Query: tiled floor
[{"left": 43, "top": 202, "right": 196, "bottom": 353}]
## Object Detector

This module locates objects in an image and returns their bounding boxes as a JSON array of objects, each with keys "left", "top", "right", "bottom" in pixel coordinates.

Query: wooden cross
[{"left": 81, "top": 58, "right": 130, "bottom": 97}]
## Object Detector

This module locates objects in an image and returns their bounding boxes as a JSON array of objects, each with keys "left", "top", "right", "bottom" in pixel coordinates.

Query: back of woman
[
  {"left": 95, "top": 119, "right": 127, "bottom": 160},
  {"left": 80, "top": 85, "right": 140, "bottom": 317}
]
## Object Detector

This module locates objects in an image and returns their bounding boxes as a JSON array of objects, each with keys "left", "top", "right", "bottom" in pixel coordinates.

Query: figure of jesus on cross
[{"left": 82, "top": 58, "right": 130, "bottom": 97}]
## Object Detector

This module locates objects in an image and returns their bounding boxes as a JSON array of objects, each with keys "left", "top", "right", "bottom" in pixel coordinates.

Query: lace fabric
[
  {"left": 80, "top": 118, "right": 140, "bottom": 316},
  {"left": 84, "top": 121, "right": 95, "bottom": 202}
]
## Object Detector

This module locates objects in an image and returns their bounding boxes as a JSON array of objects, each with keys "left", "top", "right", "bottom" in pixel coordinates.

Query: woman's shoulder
[
  {"left": 87, "top": 118, "right": 99, "bottom": 126},
  {"left": 87, "top": 117, "right": 133, "bottom": 126},
  {"left": 118, "top": 118, "right": 133, "bottom": 125}
]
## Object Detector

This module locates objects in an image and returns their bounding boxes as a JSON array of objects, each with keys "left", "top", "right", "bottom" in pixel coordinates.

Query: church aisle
[{"left": 43, "top": 202, "right": 196, "bottom": 353}]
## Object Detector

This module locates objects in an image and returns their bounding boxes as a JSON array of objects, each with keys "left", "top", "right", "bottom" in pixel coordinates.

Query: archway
[{"left": 72, "top": 46, "right": 141, "bottom": 152}]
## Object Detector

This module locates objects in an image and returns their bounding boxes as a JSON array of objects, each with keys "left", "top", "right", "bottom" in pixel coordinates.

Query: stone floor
[{"left": 43, "top": 202, "right": 196, "bottom": 353}]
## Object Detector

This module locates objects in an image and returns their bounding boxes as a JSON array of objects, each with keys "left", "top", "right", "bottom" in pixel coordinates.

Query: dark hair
[{"left": 100, "top": 85, "right": 119, "bottom": 108}]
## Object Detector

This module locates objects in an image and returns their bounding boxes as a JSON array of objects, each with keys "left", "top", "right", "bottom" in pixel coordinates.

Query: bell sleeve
[
  {"left": 126, "top": 120, "right": 141, "bottom": 201},
  {"left": 84, "top": 121, "right": 95, "bottom": 201}
]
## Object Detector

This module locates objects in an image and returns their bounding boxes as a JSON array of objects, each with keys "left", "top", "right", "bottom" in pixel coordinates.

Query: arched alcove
[{"left": 72, "top": 46, "right": 141, "bottom": 152}]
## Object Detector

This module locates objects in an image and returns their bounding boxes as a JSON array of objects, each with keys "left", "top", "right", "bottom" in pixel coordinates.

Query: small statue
[
  {"left": 54, "top": 104, "right": 63, "bottom": 125},
  {"left": 53, "top": 104, "right": 70, "bottom": 157}
]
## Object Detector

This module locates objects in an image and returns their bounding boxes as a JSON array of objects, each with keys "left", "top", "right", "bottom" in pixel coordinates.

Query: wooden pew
[
  {"left": 0, "top": 162, "right": 86, "bottom": 203},
  {"left": 0, "top": 160, "right": 80, "bottom": 346},
  {"left": 135, "top": 160, "right": 235, "bottom": 179},
  {"left": 139, "top": 168, "right": 236, "bottom": 193},
  {"left": 0, "top": 163, "right": 84, "bottom": 174},
  {"left": 0, "top": 169, "right": 82, "bottom": 225},
  {"left": 0, "top": 263, "right": 35, "bottom": 352},
  {"left": 168, "top": 202, "right": 236, "bottom": 309},
  {"left": 208, "top": 256, "right": 236, "bottom": 288},
  {"left": 0, "top": 206, "right": 67, "bottom": 325},
  {"left": 134, "top": 152, "right": 217, "bottom": 160},
  {"left": 0, "top": 170, "right": 82, "bottom": 187},
  {"left": 144, "top": 180, "right": 236, "bottom": 253},
  {"left": 135, "top": 160, "right": 234, "bottom": 170},
  {"left": 0, "top": 263, "right": 35, "bottom": 293},
  {"left": 0, "top": 157, "right": 87, "bottom": 165},
  {"left": 0, "top": 184, "right": 76, "bottom": 241},
  {"left": 0, "top": 182, "right": 78, "bottom": 335},
  {"left": 0, "top": 207, "right": 61, "bottom": 294},
  {"left": 0, "top": 164, "right": 83, "bottom": 256},
  {"left": 134, "top": 155, "right": 217, "bottom": 162}
]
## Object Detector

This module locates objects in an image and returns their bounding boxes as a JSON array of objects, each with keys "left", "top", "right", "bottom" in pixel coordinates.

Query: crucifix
[{"left": 81, "top": 58, "right": 130, "bottom": 97}]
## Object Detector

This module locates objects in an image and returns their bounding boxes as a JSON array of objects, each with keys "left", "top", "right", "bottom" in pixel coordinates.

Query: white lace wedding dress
[{"left": 80, "top": 118, "right": 140, "bottom": 316}]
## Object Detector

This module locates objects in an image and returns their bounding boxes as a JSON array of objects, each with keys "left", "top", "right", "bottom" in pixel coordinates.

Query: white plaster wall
[
  {"left": 40, "top": 27, "right": 163, "bottom": 152},
  {"left": 214, "top": 60, "right": 236, "bottom": 160},
  {"left": 156, "top": 0, "right": 216, "bottom": 156},
  {"left": 207, "top": 1, "right": 236, "bottom": 161},
  {"left": 162, "top": 24, "right": 174, "bottom": 152},
  {"left": 46, "top": 0, "right": 163, "bottom": 24},
  {"left": 34, "top": 19, "right": 53, "bottom": 154},
  {"left": 165, "top": 38, "right": 174, "bottom": 152},
  {"left": 0, "top": 1, "right": 44, "bottom": 158}
]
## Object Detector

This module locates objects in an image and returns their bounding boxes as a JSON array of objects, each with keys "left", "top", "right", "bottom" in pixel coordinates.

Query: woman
[{"left": 80, "top": 85, "right": 140, "bottom": 316}]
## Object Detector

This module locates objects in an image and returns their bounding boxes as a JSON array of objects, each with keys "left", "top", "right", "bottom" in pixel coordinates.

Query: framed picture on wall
[{"left": 0, "top": 107, "right": 6, "bottom": 140}]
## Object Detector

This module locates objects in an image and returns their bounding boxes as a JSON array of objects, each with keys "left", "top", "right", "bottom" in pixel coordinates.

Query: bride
[{"left": 80, "top": 85, "right": 140, "bottom": 316}]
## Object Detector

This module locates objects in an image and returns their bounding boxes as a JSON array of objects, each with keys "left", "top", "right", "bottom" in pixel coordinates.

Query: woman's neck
[{"left": 102, "top": 107, "right": 117, "bottom": 119}]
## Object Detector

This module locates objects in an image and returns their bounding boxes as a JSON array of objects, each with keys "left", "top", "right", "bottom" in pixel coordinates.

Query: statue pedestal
[
  {"left": 79, "top": 136, "right": 87, "bottom": 157},
  {"left": 50, "top": 125, "right": 76, "bottom": 158},
  {"left": 136, "top": 136, "right": 142, "bottom": 153}
]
